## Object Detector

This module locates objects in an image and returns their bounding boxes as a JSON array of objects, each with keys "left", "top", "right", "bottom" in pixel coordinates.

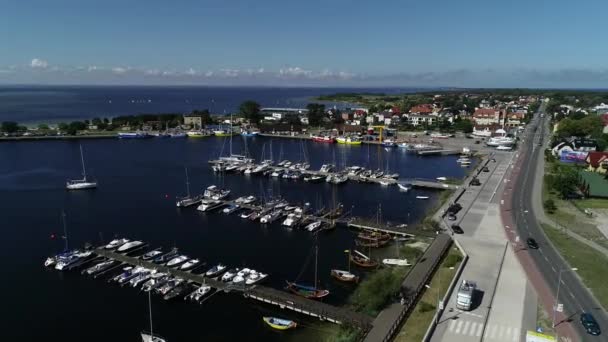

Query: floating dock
[{"left": 92, "top": 248, "right": 373, "bottom": 329}]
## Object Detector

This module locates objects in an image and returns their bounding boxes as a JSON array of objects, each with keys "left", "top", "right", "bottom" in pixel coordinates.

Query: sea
[
  {"left": 0, "top": 85, "right": 425, "bottom": 124},
  {"left": 0, "top": 86, "right": 471, "bottom": 341}
]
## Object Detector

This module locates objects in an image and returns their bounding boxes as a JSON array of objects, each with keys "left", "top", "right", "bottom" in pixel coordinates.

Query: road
[{"left": 508, "top": 107, "right": 608, "bottom": 341}]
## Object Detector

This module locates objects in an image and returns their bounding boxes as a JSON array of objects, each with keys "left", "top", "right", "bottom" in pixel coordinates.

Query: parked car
[
  {"left": 448, "top": 214, "right": 457, "bottom": 221},
  {"left": 451, "top": 224, "right": 464, "bottom": 234},
  {"left": 526, "top": 238, "right": 539, "bottom": 249},
  {"left": 470, "top": 177, "right": 481, "bottom": 186},
  {"left": 482, "top": 166, "right": 489, "bottom": 172},
  {"left": 580, "top": 312, "right": 601, "bottom": 336}
]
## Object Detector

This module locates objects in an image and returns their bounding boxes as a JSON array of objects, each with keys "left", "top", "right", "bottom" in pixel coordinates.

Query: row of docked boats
[
  {"left": 310, "top": 134, "right": 362, "bottom": 145},
  {"left": 116, "top": 128, "right": 252, "bottom": 139}
]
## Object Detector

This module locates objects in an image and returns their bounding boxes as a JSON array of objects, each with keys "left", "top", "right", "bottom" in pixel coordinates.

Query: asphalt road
[{"left": 511, "top": 108, "right": 608, "bottom": 341}]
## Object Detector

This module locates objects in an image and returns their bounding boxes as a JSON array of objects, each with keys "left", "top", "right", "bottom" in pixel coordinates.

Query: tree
[
  {"left": 239, "top": 101, "right": 261, "bottom": 124},
  {"left": 544, "top": 199, "right": 557, "bottom": 214},
  {"left": 306, "top": 103, "right": 326, "bottom": 127},
  {"left": 57, "top": 122, "right": 69, "bottom": 132},
  {"left": 38, "top": 123, "right": 49, "bottom": 130},
  {"left": 1, "top": 121, "right": 19, "bottom": 133},
  {"left": 551, "top": 165, "right": 580, "bottom": 199}
]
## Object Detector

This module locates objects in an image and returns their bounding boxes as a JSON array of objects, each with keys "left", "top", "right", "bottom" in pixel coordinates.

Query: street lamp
[{"left": 552, "top": 267, "right": 578, "bottom": 334}]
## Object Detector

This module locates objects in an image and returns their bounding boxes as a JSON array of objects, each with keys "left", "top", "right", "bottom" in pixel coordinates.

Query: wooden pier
[
  {"left": 402, "top": 178, "right": 460, "bottom": 190},
  {"left": 92, "top": 248, "right": 373, "bottom": 329}
]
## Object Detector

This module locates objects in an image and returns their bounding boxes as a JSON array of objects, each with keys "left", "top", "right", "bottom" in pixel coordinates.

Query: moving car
[
  {"left": 447, "top": 214, "right": 457, "bottom": 221},
  {"left": 451, "top": 224, "right": 464, "bottom": 234},
  {"left": 526, "top": 238, "right": 539, "bottom": 249},
  {"left": 580, "top": 312, "right": 601, "bottom": 336}
]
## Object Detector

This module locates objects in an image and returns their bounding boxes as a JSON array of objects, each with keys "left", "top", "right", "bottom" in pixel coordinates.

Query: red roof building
[
  {"left": 409, "top": 104, "right": 434, "bottom": 114},
  {"left": 586, "top": 151, "right": 608, "bottom": 169},
  {"left": 600, "top": 114, "right": 608, "bottom": 126}
]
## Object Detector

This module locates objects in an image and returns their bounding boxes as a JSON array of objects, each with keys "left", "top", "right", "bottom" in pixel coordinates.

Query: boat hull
[{"left": 263, "top": 317, "right": 297, "bottom": 330}]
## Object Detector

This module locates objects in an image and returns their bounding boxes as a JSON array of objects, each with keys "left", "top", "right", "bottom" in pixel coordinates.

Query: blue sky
[{"left": 1, "top": 0, "right": 608, "bottom": 87}]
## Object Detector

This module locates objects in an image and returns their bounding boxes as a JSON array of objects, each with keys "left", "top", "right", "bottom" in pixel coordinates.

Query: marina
[{"left": 6, "top": 135, "right": 474, "bottom": 341}]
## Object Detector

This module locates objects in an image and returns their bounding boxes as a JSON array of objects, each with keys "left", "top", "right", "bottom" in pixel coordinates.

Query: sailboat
[
  {"left": 286, "top": 239, "right": 330, "bottom": 299},
  {"left": 66, "top": 144, "right": 97, "bottom": 190},
  {"left": 141, "top": 291, "right": 167, "bottom": 342},
  {"left": 218, "top": 114, "right": 253, "bottom": 165},
  {"left": 176, "top": 167, "right": 203, "bottom": 207},
  {"left": 350, "top": 249, "right": 378, "bottom": 268},
  {"left": 331, "top": 250, "right": 359, "bottom": 283},
  {"left": 382, "top": 239, "right": 412, "bottom": 267}
]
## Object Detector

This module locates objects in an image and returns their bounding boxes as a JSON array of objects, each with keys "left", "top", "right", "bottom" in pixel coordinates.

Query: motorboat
[
  {"left": 186, "top": 130, "right": 208, "bottom": 138},
  {"left": 118, "top": 132, "right": 150, "bottom": 139},
  {"left": 382, "top": 258, "right": 412, "bottom": 267},
  {"left": 221, "top": 268, "right": 239, "bottom": 282},
  {"left": 166, "top": 255, "right": 189, "bottom": 267},
  {"left": 305, "top": 221, "right": 322, "bottom": 232},
  {"left": 54, "top": 250, "right": 93, "bottom": 271},
  {"left": 330, "top": 269, "right": 359, "bottom": 283},
  {"left": 180, "top": 259, "right": 201, "bottom": 271},
  {"left": 251, "top": 164, "right": 268, "bottom": 174},
  {"left": 163, "top": 283, "right": 189, "bottom": 301},
  {"left": 303, "top": 175, "right": 324, "bottom": 183},
  {"left": 245, "top": 270, "right": 268, "bottom": 285},
  {"left": 260, "top": 210, "right": 283, "bottom": 224},
  {"left": 336, "top": 136, "right": 362, "bottom": 145},
  {"left": 240, "top": 210, "right": 255, "bottom": 219},
  {"left": 105, "top": 238, "right": 129, "bottom": 250},
  {"left": 319, "top": 164, "right": 334, "bottom": 173},
  {"left": 141, "top": 273, "right": 168, "bottom": 292},
  {"left": 66, "top": 144, "right": 98, "bottom": 190},
  {"left": 382, "top": 139, "right": 397, "bottom": 147},
  {"left": 397, "top": 183, "right": 411, "bottom": 191},
  {"left": 224, "top": 164, "right": 239, "bottom": 172},
  {"left": 487, "top": 136, "right": 515, "bottom": 147},
  {"left": 497, "top": 145, "right": 513, "bottom": 150},
  {"left": 205, "top": 263, "right": 227, "bottom": 277},
  {"left": 117, "top": 240, "right": 144, "bottom": 253},
  {"left": 176, "top": 194, "right": 203, "bottom": 208},
  {"left": 282, "top": 213, "right": 301, "bottom": 227},
  {"left": 312, "top": 135, "right": 335, "bottom": 143},
  {"left": 187, "top": 285, "right": 212, "bottom": 302},
  {"left": 270, "top": 169, "right": 283, "bottom": 178},
  {"left": 379, "top": 180, "right": 391, "bottom": 186},
  {"left": 197, "top": 199, "right": 224, "bottom": 212},
  {"left": 157, "top": 278, "right": 183, "bottom": 296},
  {"left": 222, "top": 204, "right": 240, "bottom": 214},
  {"left": 277, "top": 160, "right": 288, "bottom": 167},
  {"left": 112, "top": 266, "right": 135, "bottom": 283},
  {"left": 142, "top": 250, "right": 163, "bottom": 261},
  {"left": 416, "top": 196, "right": 429, "bottom": 200},
  {"left": 263, "top": 317, "right": 297, "bottom": 331},
  {"left": 436, "top": 177, "right": 447, "bottom": 181},
  {"left": 330, "top": 174, "right": 348, "bottom": 185},
  {"left": 232, "top": 268, "right": 251, "bottom": 284},
  {"left": 129, "top": 270, "right": 153, "bottom": 288},
  {"left": 84, "top": 259, "right": 116, "bottom": 275},
  {"left": 152, "top": 248, "right": 178, "bottom": 264}
]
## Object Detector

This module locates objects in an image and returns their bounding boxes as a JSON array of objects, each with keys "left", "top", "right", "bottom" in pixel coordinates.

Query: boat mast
[
  {"left": 229, "top": 112, "right": 233, "bottom": 156},
  {"left": 62, "top": 211, "right": 68, "bottom": 251},
  {"left": 314, "top": 240, "right": 319, "bottom": 291},
  {"left": 148, "top": 290, "right": 154, "bottom": 339},
  {"left": 79, "top": 144, "right": 87, "bottom": 181},
  {"left": 184, "top": 167, "right": 191, "bottom": 198}
]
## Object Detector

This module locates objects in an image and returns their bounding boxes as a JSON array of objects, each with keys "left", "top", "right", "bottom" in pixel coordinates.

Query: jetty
[
  {"left": 92, "top": 248, "right": 373, "bottom": 329},
  {"left": 402, "top": 178, "right": 460, "bottom": 190}
]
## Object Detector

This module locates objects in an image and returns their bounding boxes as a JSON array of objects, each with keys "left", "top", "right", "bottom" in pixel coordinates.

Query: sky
[{"left": 1, "top": 0, "right": 608, "bottom": 88}]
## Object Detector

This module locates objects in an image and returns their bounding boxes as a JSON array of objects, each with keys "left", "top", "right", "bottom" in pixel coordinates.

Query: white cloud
[
  {"left": 144, "top": 68, "right": 161, "bottom": 76},
  {"left": 30, "top": 58, "right": 48, "bottom": 69},
  {"left": 87, "top": 65, "right": 98, "bottom": 72},
  {"left": 204, "top": 71, "right": 214, "bottom": 77},
  {"left": 185, "top": 68, "right": 197, "bottom": 76},
  {"left": 112, "top": 67, "right": 127, "bottom": 74},
  {"left": 220, "top": 68, "right": 240, "bottom": 77},
  {"left": 279, "top": 66, "right": 312, "bottom": 77}
]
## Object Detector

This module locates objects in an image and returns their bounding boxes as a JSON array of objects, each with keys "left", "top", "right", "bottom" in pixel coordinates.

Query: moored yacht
[
  {"left": 105, "top": 238, "right": 129, "bottom": 250},
  {"left": 117, "top": 240, "right": 144, "bottom": 253},
  {"left": 197, "top": 199, "right": 225, "bottom": 212},
  {"left": 221, "top": 268, "right": 239, "bottom": 282},
  {"left": 205, "top": 263, "right": 227, "bottom": 277},
  {"left": 166, "top": 255, "right": 189, "bottom": 267}
]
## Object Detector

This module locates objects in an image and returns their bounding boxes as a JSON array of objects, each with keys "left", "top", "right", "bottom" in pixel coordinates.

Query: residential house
[
  {"left": 586, "top": 152, "right": 608, "bottom": 174},
  {"left": 409, "top": 104, "right": 435, "bottom": 114},
  {"left": 601, "top": 114, "right": 608, "bottom": 134},
  {"left": 184, "top": 114, "right": 203, "bottom": 129},
  {"left": 505, "top": 112, "right": 525, "bottom": 127},
  {"left": 408, "top": 114, "right": 436, "bottom": 127},
  {"left": 472, "top": 108, "right": 502, "bottom": 126}
]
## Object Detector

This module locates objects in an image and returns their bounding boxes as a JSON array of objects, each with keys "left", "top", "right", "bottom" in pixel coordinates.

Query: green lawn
[
  {"left": 574, "top": 198, "right": 608, "bottom": 209},
  {"left": 542, "top": 224, "right": 608, "bottom": 310},
  {"left": 394, "top": 247, "right": 462, "bottom": 342}
]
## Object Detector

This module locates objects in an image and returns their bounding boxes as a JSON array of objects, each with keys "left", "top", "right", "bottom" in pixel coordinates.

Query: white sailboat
[
  {"left": 66, "top": 144, "right": 97, "bottom": 190},
  {"left": 141, "top": 291, "right": 167, "bottom": 342}
]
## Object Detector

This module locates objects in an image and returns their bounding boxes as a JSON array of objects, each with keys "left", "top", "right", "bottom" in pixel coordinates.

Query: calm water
[
  {"left": 0, "top": 86, "right": 423, "bottom": 124},
  {"left": 1, "top": 136, "right": 471, "bottom": 341}
]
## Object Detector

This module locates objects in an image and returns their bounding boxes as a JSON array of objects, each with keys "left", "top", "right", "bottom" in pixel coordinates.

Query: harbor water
[{"left": 1, "top": 136, "right": 473, "bottom": 341}]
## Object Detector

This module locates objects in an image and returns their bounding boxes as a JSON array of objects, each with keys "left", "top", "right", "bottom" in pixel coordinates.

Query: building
[
  {"left": 472, "top": 108, "right": 502, "bottom": 126},
  {"left": 409, "top": 104, "right": 435, "bottom": 114},
  {"left": 408, "top": 114, "right": 436, "bottom": 127},
  {"left": 260, "top": 108, "right": 308, "bottom": 121},
  {"left": 505, "top": 112, "right": 525, "bottom": 127},
  {"left": 586, "top": 152, "right": 608, "bottom": 174},
  {"left": 184, "top": 114, "right": 203, "bottom": 129}
]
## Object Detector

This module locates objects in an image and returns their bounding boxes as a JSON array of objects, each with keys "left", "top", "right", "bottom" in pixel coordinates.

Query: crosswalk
[{"left": 447, "top": 319, "right": 521, "bottom": 341}]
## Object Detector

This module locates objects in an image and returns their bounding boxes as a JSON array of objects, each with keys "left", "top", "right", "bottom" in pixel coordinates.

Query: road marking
[
  {"left": 505, "top": 326, "right": 513, "bottom": 339},
  {"left": 489, "top": 324, "right": 497, "bottom": 339},
  {"left": 498, "top": 325, "right": 505, "bottom": 339},
  {"left": 462, "top": 321, "right": 471, "bottom": 335},
  {"left": 512, "top": 327, "right": 520, "bottom": 342},
  {"left": 448, "top": 318, "right": 456, "bottom": 332},
  {"left": 455, "top": 320, "right": 463, "bottom": 334},
  {"left": 475, "top": 322, "right": 483, "bottom": 337},
  {"left": 569, "top": 291, "right": 575, "bottom": 299}
]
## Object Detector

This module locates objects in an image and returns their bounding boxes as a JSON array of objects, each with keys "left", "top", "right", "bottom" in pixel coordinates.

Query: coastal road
[
  {"left": 507, "top": 108, "right": 608, "bottom": 341},
  {"left": 431, "top": 149, "right": 535, "bottom": 342}
]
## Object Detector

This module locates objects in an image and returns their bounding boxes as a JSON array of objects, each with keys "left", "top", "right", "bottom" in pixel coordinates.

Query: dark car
[
  {"left": 447, "top": 203, "right": 462, "bottom": 215},
  {"left": 451, "top": 224, "right": 463, "bottom": 234},
  {"left": 526, "top": 238, "right": 539, "bottom": 249},
  {"left": 482, "top": 166, "right": 490, "bottom": 172},
  {"left": 474, "top": 140, "right": 480, "bottom": 144},
  {"left": 580, "top": 312, "right": 601, "bottom": 336},
  {"left": 470, "top": 177, "right": 481, "bottom": 186}
]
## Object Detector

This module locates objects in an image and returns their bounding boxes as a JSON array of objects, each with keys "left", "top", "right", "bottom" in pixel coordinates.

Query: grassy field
[
  {"left": 393, "top": 247, "right": 462, "bottom": 342},
  {"left": 574, "top": 198, "right": 608, "bottom": 209},
  {"left": 542, "top": 224, "right": 608, "bottom": 310}
]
